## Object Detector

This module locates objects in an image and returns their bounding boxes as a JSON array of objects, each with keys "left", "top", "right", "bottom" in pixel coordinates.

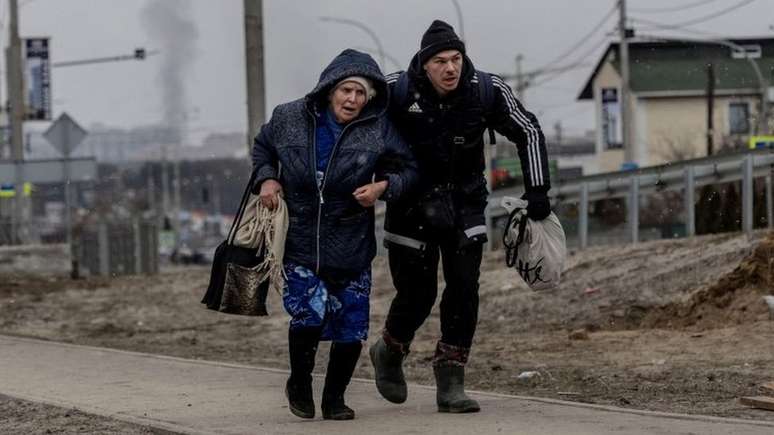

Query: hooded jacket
[
  {"left": 251, "top": 49, "right": 418, "bottom": 281},
  {"left": 382, "top": 51, "right": 550, "bottom": 248}
]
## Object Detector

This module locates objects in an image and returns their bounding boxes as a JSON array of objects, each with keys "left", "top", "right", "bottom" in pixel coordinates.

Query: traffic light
[{"left": 134, "top": 48, "right": 146, "bottom": 60}]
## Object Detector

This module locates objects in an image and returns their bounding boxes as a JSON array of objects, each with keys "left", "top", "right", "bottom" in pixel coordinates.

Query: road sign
[{"left": 43, "top": 112, "right": 87, "bottom": 157}]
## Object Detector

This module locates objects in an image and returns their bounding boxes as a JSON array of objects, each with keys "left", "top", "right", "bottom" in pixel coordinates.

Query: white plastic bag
[{"left": 500, "top": 197, "right": 567, "bottom": 291}]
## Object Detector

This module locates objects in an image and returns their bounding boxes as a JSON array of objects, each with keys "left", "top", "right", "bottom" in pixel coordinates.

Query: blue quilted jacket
[{"left": 251, "top": 49, "right": 418, "bottom": 281}]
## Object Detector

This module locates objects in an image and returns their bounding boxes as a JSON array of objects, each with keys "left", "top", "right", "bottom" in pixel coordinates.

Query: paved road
[{"left": 1, "top": 335, "right": 772, "bottom": 435}]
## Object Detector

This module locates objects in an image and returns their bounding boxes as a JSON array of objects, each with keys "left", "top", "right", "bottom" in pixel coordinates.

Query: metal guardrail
[{"left": 487, "top": 149, "right": 774, "bottom": 249}]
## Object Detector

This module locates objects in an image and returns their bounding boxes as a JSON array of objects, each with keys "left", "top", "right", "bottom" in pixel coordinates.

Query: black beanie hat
[{"left": 417, "top": 19, "right": 465, "bottom": 66}]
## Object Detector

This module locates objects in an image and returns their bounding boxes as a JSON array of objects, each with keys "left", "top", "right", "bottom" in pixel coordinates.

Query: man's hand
[
  {"left": 258, "top": 179, "right": 283, "bottom": 210},
  {"left": 353, "top": 180, "right": 388, "bottom": 208},
  {"left": 526, "top": 194, "right": 551, "bottom": 221}
]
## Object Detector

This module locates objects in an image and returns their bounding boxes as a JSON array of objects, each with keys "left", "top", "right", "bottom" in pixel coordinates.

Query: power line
[
  {"left": 630, "top": 16, "right": 724, "bottom": 37},
  {"left": 630, "top": 0, "right": 721, "bottom": 13},
  {"left": 631, "top": 0, "right": 757, "bottom": 30},
  {"left": 530, "top": 36, "right": 612, "bottom": 89},
  {"left": 534, "top": 2, "right": 617, "bottom": 72}
]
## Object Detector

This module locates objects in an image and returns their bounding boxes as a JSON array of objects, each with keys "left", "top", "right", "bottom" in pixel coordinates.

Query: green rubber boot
[{"left": 369, "top": 331, "right": 409, "bottom": 404}]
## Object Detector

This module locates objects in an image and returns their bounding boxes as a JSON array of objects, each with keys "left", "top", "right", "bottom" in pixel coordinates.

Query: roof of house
[{"left": 577, "top": 37, "right": 774, "bottom": 100}]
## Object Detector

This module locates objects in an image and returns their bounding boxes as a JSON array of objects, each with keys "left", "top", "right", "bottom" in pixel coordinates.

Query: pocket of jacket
[{"left": 338, "top": 210, "right": 368, "bottom": 224}]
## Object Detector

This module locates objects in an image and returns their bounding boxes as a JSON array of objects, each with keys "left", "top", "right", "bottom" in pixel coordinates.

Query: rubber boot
[
  {"left": 286, "top": 328, "right": 321, "bottom": 419},
  {"left": 433, "top": 342, "right": 480, "bottom": 413},
  {"left": 321, "top": 341, "right": 362, "bottom": 420},
  {"left": 369, "top": 330, "right": 410, "bottom": 403}
]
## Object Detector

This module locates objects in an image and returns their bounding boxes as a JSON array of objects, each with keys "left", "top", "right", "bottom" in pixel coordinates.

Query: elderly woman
[{"left": 251, "top": 49, "right": 417, "bottom": 420}]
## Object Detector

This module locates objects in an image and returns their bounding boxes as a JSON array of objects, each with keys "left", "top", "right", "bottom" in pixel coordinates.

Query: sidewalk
[{"left": 1, "top": 335, "right": 772, "bottom": 435}]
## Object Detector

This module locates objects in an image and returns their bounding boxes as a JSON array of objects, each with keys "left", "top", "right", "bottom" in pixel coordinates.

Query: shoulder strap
[
  {"left": 476, "top": 70, "right": 495, "bottom": 111},
  {"left": 475, "top": 70, "right": 497, "bottom": 145},
  {"left": 392, "top": 71, "right": 411, "bottom": 107}
]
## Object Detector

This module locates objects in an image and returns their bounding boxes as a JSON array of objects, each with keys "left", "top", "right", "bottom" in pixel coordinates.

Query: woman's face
[{"left": 329, "top": 82, "right": 367, "bottom": 123}]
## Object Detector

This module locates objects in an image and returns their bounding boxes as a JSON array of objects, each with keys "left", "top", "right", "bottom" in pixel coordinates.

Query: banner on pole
[
  {"left": 600, "top": 87, "right": 622, "bottom": 150},
  {"left": 22, "top": 37, "right": 51, "bottom": 121}
]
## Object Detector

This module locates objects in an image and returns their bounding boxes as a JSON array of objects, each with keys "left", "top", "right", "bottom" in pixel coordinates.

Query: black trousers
[{"left": 385, "top": 237, "right": 482, "bottom": 349}]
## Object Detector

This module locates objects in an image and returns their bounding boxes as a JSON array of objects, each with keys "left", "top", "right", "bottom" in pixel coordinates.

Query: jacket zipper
[
  {"left": 309, "top": 113, "right": 323, "bottom": 274},
  {"left": 307, "top": 106, "right": 374, "bottom": 274}
]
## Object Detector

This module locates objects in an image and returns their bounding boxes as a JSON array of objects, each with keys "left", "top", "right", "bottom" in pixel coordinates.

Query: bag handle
[
  {"left": 226, "top": 170, "right": 258, "bottom": 245},
  {"left": 500, "top": 196, "right": 527, "bottom": 214},
  {"left": 501, "top": 196, "right": 529, "bottom": 268},
  {"left": 227, "top": 163, "right": 283, "bottom": 246}
]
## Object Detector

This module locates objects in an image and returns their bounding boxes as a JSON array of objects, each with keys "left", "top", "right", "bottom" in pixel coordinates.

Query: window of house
[{"left": 729, "top": 102, "right": 750, "bottom": 135}]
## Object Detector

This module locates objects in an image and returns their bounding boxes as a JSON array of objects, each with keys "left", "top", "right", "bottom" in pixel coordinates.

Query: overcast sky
[{"left": 11, "top": 0, "right": 774, "bottom": 145}]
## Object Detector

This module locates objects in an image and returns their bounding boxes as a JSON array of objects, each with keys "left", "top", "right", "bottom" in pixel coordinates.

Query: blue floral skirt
[{"left": 282, "top": 261, "right": 371, "bottom": 342}]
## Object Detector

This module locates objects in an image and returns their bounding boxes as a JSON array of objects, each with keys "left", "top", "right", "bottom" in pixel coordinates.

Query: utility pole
[
  {"left": 161, "top": 143, "right": 170, "bottom": 231},
  {"left": 146, "top": 168, "right": 156, "bottom": 214},
  {"left": 244, "top": 0, "right": 266, "bottom": 154},
  {"left": 706, "top": 63, "right": 715, "bottom": 156},
  {"left": 173, "top": 144, "right": 181, "bottom": 254},
  {"left": 619, "top": 0, "right": 634, "bottom": 165},
  {"left": 6, "top": 0, "right": 25, "bottom": 244}
]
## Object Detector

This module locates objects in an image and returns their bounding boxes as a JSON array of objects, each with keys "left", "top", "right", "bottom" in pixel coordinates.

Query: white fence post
[
  {"left": 629, "top": 175, "right": 639, "bottom": 243},
  {"left": 766, "top": 174, "right": 773, "bottom": 229},
  {"left": 579, "top": 183, "right": 589, "bottom": 249},
  {"left": 98, "top": 221, "right": 110, "bottom": 277},
  {"left": 684, "top": 166, "right": 695, "bottom": 237},
  {"left": 742, "top": 155, "right": 754, "bottom": 237}
]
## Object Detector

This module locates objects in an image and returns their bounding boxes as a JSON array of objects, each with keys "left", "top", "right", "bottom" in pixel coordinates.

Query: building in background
[
  {"left": 22, "top": 124, "right": 247, "bottom": 162},
  {"left": 578, "top": 37, "right": 774, "bottom": 172}
]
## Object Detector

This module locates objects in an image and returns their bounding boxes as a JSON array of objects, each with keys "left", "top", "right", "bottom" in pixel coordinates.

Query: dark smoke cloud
[{"left": 141, "top": 0, "right": 199, "bottom": 144}]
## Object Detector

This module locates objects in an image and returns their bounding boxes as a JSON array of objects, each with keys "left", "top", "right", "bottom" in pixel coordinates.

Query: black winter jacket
[
  {"left": 251, "top": 49, "right": 418, "bottom": 280},
  {"left": 383, "top": 54, "right": 550, "bottom": 248}
]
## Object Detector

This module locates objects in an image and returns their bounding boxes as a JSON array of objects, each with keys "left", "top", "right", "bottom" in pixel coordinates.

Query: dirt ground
[
  {"left": 1, "top": 230, "right": 774, "bottom": 433},
  {"left": 0, "top": 394, "right": 170, "bottom": 435}
]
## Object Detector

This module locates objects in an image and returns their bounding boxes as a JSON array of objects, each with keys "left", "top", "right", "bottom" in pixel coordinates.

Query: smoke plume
[{"left": 141, "top": 0, "right": 199, "bottom": 144}]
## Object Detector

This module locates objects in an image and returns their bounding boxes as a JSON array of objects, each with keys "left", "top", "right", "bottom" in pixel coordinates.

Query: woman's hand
[
  {"left": 258, "top": 179, "right": 283, "bottom": 209},
  {"left": 353, "top": 180, "right": 388, "bottom": 208}
]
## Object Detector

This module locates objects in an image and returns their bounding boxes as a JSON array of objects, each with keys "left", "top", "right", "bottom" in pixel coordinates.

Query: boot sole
[
  {"left": 288, "top": 404, "right": 315, "bottom": 419},
  {"left": 437, "top": 405, "right": 481, "bottom": 413},
  {"left": 285, "top": 386, "right": 315, "bottom": 419},
  {"left": 322, "top": 411, "right": 355, "bottom": 420},
  {"left": 369, "top": 343, "right": 408, "bottom": 404}
]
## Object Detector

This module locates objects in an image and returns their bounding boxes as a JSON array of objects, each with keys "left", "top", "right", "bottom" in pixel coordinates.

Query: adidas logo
[{"left": 407, "top": 102, "right": 423, "bottom": 113}]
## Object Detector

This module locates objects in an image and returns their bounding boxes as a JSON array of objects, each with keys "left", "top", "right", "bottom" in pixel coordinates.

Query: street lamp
[
  {"left": 319, "top": 16, "right": 386, "bottom": 70},
  {"left": 449, "top": 0, "right": 465, "bottom": 41},
  {"left": 353, "top": 46, "right": 402, "bottom": 71}
]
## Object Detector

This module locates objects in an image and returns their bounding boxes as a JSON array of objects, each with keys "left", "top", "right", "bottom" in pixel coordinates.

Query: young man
[{"left": 370, "top": 20, "right": 551, "bottom": 413}]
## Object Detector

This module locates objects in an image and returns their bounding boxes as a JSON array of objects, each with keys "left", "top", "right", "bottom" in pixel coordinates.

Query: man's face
[
  {"left": 330, "top": 82, "right": 367, "bottom": 123},
  {"left": 423, "top": 49, "right": 463, "bottom": 96}
]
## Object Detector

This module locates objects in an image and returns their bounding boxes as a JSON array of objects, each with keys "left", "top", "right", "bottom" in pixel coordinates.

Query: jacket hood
[{"left": 306, "top": 49, "right": 388, "bottom": 118}]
